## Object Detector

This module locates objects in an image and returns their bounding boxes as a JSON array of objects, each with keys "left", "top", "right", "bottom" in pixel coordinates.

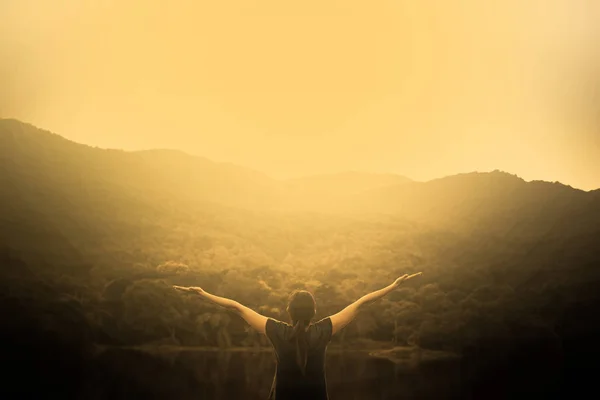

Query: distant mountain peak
[{"left": 429, "top": 170, "right": 525, "bottom": 184}]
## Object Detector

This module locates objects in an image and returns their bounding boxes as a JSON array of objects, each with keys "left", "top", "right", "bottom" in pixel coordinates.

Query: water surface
[{"left": 83, "top": 347, "right": 464, "bottom": 400}]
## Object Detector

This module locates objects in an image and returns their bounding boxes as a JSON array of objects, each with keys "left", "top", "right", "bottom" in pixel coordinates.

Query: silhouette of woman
[{"left": 174, "top": 272, "right": 421, "bottom": 399}]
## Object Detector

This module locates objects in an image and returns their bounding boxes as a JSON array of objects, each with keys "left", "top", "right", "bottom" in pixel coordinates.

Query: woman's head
[{"left": 286, "top": 290, "right": 316, "bottom": 324}]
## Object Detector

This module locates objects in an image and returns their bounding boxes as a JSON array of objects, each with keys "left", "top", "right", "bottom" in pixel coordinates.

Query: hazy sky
[{"left": 1, "top": 0, "right": 599, "bottom": 189}]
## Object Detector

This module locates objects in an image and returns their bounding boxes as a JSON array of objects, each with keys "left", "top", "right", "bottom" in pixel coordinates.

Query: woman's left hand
[{"left": 393, "top": 272, "right": 422, "bottom": 288}]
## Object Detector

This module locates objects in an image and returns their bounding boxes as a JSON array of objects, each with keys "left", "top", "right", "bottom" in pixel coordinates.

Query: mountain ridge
[{"left": 3, "top": 118, "right": 593, "bottom": 192}]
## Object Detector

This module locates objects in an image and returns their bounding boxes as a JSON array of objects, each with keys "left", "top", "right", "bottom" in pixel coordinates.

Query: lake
[{"left": 80, "top": 347, "right": 466, "bottom": 400}]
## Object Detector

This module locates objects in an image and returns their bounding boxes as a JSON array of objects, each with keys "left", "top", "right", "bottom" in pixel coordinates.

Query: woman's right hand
[
  {"left": 393, "top": 272, "right": 422, "bottom": 288},
  {"left": 173, "top": 285, "right": 204, "bottom": 294}
]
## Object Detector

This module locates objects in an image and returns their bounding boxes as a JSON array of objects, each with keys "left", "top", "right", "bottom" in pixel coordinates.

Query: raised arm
[
  {"left": 173, "top": 286, "right": 268, "bottom": 334},
  {"left": 328, "top": 273, "right": 422, "bottom": 336}
]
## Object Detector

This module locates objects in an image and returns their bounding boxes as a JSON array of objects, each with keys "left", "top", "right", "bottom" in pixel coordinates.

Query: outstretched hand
[
  {"left": 173, "top": 285, "right": 204, "bottom": 294},
  {"left": 393, "top": 272, "right": 422, "bottom": 287}
]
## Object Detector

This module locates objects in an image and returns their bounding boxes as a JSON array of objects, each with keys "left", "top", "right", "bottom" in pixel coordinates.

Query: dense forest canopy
[{"left": 1, "top": 118, "right": 599, "bottom": 396}]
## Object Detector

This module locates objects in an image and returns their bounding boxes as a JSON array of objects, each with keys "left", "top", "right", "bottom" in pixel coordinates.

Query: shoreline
[
  {"left": 94, "top": 344, "right": 390, "bottom": 354},
  {"left": 93, "top": 343, "right": 459, "bottom": 360}
]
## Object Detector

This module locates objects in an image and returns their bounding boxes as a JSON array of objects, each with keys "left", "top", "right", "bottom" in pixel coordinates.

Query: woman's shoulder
[
  {"left": 313, "top": 317, "right": 332, "bottom": 327},
  {"left": 309, "top": 317, "right": 333, "bottom": 345},
  {"left": 266, "top": 318, "right": 293, "bottom": 334},
  {"left": 265, "top": 318, "right": 295, "bottom": 345},
  {"left": 267, "top": 318, "right": 292, "bottom": 328}
]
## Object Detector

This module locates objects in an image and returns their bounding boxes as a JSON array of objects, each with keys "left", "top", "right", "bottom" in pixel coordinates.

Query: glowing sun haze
[{"left": 1, "top": 0, "right": 599, "bottom": 189}]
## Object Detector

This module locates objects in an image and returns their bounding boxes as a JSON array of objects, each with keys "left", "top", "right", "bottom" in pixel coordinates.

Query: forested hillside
[{"left": 1, "top": 119, "right": 599, "bottom": 397}]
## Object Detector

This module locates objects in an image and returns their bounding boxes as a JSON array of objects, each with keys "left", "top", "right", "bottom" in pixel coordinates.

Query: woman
[{"left": 174, "top": 272, "right": 422, "bottom": 399}]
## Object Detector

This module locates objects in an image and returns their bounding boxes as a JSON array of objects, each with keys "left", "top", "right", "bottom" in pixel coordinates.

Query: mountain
[
  {"left": 0, "top": 119, "right": 282, "bottom": 269},
  {"left": 0, "top": 119, "right": 290, "bottom": 212},
  {"left": 351, "top": 170, "right": 600, "bottom": 237},
  {"left": 2, "top": 119, "right": 280, "bottom": 207}
]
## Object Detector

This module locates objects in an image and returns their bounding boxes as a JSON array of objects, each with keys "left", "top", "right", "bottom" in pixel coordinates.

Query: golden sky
[{"left": 1, "top": 0, "right": 599, "bottom": 189}]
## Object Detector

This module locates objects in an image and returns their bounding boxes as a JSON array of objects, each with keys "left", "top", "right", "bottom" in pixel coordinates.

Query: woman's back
[{"left": 265, "top": 317, "right": 333, "bottom": 400}]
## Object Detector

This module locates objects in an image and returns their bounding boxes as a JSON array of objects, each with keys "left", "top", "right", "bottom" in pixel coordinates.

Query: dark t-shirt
[{"left": 265, "top": 317, "right": 333, "bottom": 400}]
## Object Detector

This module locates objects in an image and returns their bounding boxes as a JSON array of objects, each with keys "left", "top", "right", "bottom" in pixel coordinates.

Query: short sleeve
[
  {"left": 266, "top": 318, "right": 288, "bottom": 348},
  {"left": 312, "top": 317, "right": 333, "bottom": 346}
]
